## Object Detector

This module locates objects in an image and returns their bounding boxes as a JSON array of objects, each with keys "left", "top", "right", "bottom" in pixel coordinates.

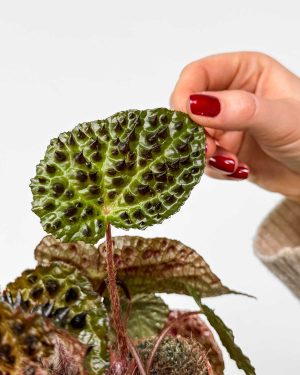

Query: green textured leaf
[
  {"left": 5, "top": 262, "right": 109, "bottom": 375},
  {"left": 188, "top": 288, "right": 256, "bottom": 375},
  {"left": 31, "top": 108, "right": 205, "bottom": 244},
  {"left": 124, "top": 294, "right": 169, "bottom": 340},
  {"left": 35, "top": 235, "right": 233, "bottom": 298}
]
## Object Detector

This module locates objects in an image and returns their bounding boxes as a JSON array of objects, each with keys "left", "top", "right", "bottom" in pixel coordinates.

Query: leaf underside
[
  {"left": 188, "top": 288, "right": 256, "bottom": 375},
  {"left": 121, "top": 293, "right": 170, "bottom": 340},
  {"left": 35, "top": 235, "right": 233, "bottom": 298},
  {"left": 30, "top": 108, "right": 205, "bottom": 244},
  {"left": 104, "top": 292, "right": 169, "bottom": 345}
]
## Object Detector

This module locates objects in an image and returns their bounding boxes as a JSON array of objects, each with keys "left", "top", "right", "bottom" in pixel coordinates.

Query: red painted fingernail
[
  {"left": 228, "top": 165, "right": 249, "bottom": 180},
  {"left": 205, "top": 144, "right": 208, "bottom": 154},
  {"left": 190, "top": 94, "right": 221, "bottom": 117},
  {"left": 208, "top": 155, "right": 236, "bottom": 173}
]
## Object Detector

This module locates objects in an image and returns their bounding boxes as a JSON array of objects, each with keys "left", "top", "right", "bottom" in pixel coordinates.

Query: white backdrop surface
[{"left": 0, "top": 1, "right": 299, "bottom": 374}]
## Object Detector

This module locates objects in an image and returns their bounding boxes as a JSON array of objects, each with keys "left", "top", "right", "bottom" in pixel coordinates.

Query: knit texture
[{"left": 254, "top": 199, "right": 300, "bottom": 299}]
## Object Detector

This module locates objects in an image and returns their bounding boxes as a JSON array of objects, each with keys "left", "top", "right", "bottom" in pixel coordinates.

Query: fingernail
[
  {"left": 190, "top": 94, "right": 221, "bottom": 117},
  {"left": 205, "top": 144, "right": 208, "bottom": 154},
  {"left": 208, "top": 155, "right": 236, "bottom": 173},
  {"left": 228, "top": 165, "right": 249, "bottom": 180}
]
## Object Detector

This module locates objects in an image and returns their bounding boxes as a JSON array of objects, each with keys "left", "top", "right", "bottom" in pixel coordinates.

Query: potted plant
[{"left": 0, "top": 108, "right": 255, "bottom": 375}]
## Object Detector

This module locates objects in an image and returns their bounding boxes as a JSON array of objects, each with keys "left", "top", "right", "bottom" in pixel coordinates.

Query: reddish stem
[
  {"left": 105, "top": 224, "right": 128, "bottom": 361},
  {"left": 126, "top": 337, "right": 147, "bottom": 375}
]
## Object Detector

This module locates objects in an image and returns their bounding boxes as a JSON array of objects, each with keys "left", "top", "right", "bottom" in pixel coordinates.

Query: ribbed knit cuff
[{"left": 254, "top": 199, "right": 300, "bottom": 299}]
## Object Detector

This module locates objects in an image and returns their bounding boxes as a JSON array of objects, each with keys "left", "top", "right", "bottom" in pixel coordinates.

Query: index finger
[{"left": 170, "top": 51, "right": 267, "bottom": 112}]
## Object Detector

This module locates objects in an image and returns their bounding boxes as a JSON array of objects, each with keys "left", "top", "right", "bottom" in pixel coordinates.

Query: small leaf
[
  {"left": 35, "top": 235, "right": 233, "bottom": 298},
  {"left": 188, "top": 288, "right": 256, "bottom": 375},
  {"left": 124, "top": 294, "right": 169, "bottom": 340},
  {"left": 137, "top": 336, "right": 208, "bottom": 375},
  {"left": 30, "top": 108, "right": 205, "bottom": 244},
  {"left": 167, "top": 311, "right": 224, "bottom": 375}
]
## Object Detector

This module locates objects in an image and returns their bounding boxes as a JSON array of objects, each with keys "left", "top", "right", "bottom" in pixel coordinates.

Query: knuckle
[
  {"left": 238, "top": 93, "right": 259, "bottom": 123},
  {"left": 180, "top": 61, "right": 197, "bottom": 78},
  {"left": 241, "top": 51, "right": 275, "bottom": 64}
]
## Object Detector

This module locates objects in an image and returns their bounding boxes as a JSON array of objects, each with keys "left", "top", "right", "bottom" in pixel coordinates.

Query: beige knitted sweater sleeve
[{"left": 254, "top": 199, "right": 300, "bottom": 299}]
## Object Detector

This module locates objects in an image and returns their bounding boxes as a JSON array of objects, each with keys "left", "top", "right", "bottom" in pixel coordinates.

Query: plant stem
[
  {"left": 105, "top": 223, "right": 128, "bottom": 360},
  {"left": 126, "top": 338, "right": 147, "bottom": 375}
]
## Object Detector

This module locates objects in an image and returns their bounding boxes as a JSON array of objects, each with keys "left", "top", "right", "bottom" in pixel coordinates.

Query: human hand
[{"left": 170, "top": 52, "right": 300, "bottom": 201}]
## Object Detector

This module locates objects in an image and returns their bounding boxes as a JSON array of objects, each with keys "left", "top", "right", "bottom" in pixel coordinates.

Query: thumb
[{"left": 187, "top": 90, "right": 300, "bottom": 143}]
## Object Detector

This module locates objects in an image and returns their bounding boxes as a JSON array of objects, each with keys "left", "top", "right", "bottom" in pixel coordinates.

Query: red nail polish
[
  {"left": 229, "top": 165, "right": 249, "bottom": 180},
  {"left": 208, "top": 155, "right": 236, "bottom": 173},
  {"left": 190, "top": 94, "right": 221, "bottom": 117},
  {"left": 205, "top": 144, "right": 208, "bottom": 154}
]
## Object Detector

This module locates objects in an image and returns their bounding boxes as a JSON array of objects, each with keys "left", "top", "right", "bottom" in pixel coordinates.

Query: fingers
[
  {"left": 207, "top": 147, "right": 238, "bottom": 174},
  {"left": 187, "top": 91, "right": 300, "bottom": 145},
  {"left": 171, "top": 51, "right": 300, "bottom": 191},
  {"left": 205, "top": 163, "right": 249, "bottom": 181},
  {"left": 188, "top": 90, "right": 258, "bottom": 129},
  {"left": 204, "top": 132, "right": 217, "bottom": 158},
  {"left": 205, "top": 145, "right": 249, "bottom": 181},
  {"left": 170, "top": 51, "right": 271, "bottom": 112},
  {"left": 171, "top": 51, "right": 300, "bottom": 148}
]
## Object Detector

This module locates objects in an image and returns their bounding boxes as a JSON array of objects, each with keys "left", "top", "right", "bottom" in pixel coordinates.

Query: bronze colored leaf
[
  {"left": 4, "top": 261, "right": 109, "bottom": 375},
  {"left": 34, "top": 235, "right": 102, "bottom": 289},
  {"left": 0, "top": 301, "right": 55, "bottom": 374},
  {"left": 0, "top": 301, "right": 88, "bottom": 375},
  {"left": 35, "top": 235, "right": 232, "bottom": 298}
]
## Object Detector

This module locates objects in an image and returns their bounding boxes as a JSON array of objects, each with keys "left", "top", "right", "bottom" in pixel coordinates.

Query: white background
[{"left": 0, "top": 1, "right": 299, "bottom": 374}]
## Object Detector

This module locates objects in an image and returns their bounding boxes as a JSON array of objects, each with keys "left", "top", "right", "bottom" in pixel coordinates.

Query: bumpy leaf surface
[
  {"left": 35, "top": 235, "right": 102, "bottom": 288},
  {"left": 167, "top": 311, "right": 224, "bottom": 375},
  {"left": 0, "top": 301, "right": 55, "bottom": 374},
  {"left": 31, "top": 108, "right": 205, "bottom": 243},
  {"left": 35, "top": 235, "right": 232, "bottom": 298},
  {"left": 189, "top": 289, "right": 256, "bottom": 375},
  {"left": 0, "top": 301, "right": 89, "bottom": 375},
  {"left": 5, "top": 262, "right": 109, "bottom": 375},
  {"left": 137, "top": 336, "right": 208, "bottom": 375}
]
